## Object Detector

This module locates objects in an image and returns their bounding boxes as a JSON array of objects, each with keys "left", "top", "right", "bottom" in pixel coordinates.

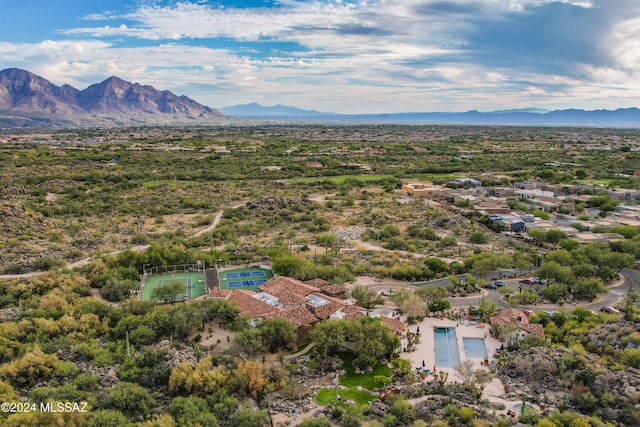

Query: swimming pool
[
  {"left": 434, "top": 327, "right": 460, "bottom": 368},
  {"left": 463, "top": 338, "right": 487, "bottom": 359}
]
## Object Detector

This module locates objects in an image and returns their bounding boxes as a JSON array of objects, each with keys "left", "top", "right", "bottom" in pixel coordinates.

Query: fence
[{"left": 143, "top": 263, "right": 203, "bottom": 277}]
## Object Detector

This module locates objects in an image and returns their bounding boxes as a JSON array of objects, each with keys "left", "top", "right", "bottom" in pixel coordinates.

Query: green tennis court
[{"left": 141, "top": 272, "right": 205, "bottom": 302}]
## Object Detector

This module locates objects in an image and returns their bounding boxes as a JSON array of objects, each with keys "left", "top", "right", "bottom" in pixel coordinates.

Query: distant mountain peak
[
  {"left": 220, "top": 102, "right": 330, "bottom": 118},
  {"left": 0, "top": 68, "right": 225, "bottom": 127},
  {"left": 220, "top": 102, "right": 640, "bottom": 127}
]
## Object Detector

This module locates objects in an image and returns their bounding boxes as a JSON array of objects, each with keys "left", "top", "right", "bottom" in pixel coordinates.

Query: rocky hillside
[{"left": 0, "top": 68, "right": 225, "bottom": 127}]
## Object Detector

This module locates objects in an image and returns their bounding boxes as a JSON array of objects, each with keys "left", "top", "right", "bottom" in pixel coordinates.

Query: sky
[{"left": 1, "top": 0, "right": 639, "bottom": 114}]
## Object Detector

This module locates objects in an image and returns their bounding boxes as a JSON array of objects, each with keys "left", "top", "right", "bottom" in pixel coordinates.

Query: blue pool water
[
  {"left": 434, "top": 327, "right": 460, "bottom": 368},
  {"left": 463, "top": 338, "right": 487, "bottom": 358}
]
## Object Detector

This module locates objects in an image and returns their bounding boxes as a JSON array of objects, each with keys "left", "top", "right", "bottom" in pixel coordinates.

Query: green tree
[
  {"left": 316, "top": 232, "right": 338, "bottom": 253},
  {"left": 271, "top": 254, "right": 306, "bottom": 277},
  {"left": 391, "top": 358, "right": 413, "bottom": 381},
  {"left": 429, "top": 299, "right": 451, "bottom": 314},
  {"left": 424, "top": 258, "right": 449, "bottom": 275},
  {"left": 389, "top": 399, "right": 415, "bottom": 425},
  {"left": 478, "top": 297, "right": 497, "bottom": 322},
  {"left": 309, "top": 319, "right": 349, "bottom": 356},
  {"left": 527, "top": 229, "right": 546, "bottom": 246},
  {"left": 350, "top": 317, "right": 400, "bottom": 364},
  {"left": 572, "top": 277, "right": 607, "bottom": 301},
  {"left": 621, "top": 348, "right": 640, "bottom": 369},
  {"left": 544, "top": 249, "right": 573, "bottom": 266},
  {"left": 235, "top": 329, "right": 266, "bottom": 357},
  {"left": 351, "top": 285, "right": 383, "bottom": 309},
  {"left": 87, "top": 410, "right": 131, "bottom": 427},
  {"left": 541, "top": 283, "right": 565, "bottom": 303},
  {"left": 469, "top": 231, "right": 489, "bottom": 244},
  {"left": 341, "top": 405, "right": 365, "bottom": 427},
  {"left": 415, "top": 285, "right": 450, "bottom": 306},
  {"left": 299, "top": 417, "right": 334, "bottom": 427},
  {"left": 545, "top": 229, "right": 564, "bottom": 244},
  {"left": 151, "top": 280, "right": 186, "bottom": 305},
  {"left": 259, "top": 317, "right": 297, "bottom": 353},
  {"left": 228, "top": 407, "right": 270, "bottom": 427},
  {"left": 168, "top": 396, "right": 218, "bottom": 427},
  {"left": 103, "top": 382, "right": 155, "bottom": 419},
  {"left": 535, "top": 261, "right": 573, "bottom": 285}
]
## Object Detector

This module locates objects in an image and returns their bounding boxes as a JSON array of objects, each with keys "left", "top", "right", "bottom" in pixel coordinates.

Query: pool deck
[{"left": 402, "top": 316, "right": 502, "bottom": 383}]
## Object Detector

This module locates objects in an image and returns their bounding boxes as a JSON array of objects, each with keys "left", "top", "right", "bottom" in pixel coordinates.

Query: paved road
[
  {"left": 438, "top": 268, "right": 639, "bottom": 311},
  {"left": 412, "top": 269, "right": 532, "bottom": 288}
]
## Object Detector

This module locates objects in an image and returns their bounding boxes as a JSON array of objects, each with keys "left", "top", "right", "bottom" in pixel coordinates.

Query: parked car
[
  {"left": 483, "top": 283, "right": 497, "bottom": 290},
  {"left": 492, "top": 280, "right": 507, "bottom": 287},
  {"left": 523, "top": 309, "right": 535, "bottom": 316},
  {"left": 529, "top": 277, "right": 542, "bottom": 284},
  {"left": 600, "top": 306, "right": 620, "bottom": 314},
  {"left": 519, "top": 278, "right": 534, "bottom": 285}
]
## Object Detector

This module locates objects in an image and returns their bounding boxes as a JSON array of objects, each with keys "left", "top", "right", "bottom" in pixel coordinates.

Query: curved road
[{"left": 422, "top": 268, "right": 639, "bottom": 311}]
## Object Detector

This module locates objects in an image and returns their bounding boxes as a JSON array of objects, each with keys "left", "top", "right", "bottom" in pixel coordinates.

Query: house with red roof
[
  {"left": 207, "top": 275, "right": 401, "bottom": 334},
  {"left": 489, "top": 308, "right": 545, "bottom": 345}
]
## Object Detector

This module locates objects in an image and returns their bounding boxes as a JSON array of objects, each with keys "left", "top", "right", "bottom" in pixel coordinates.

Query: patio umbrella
[
  {"left": 422, "top": 360, "right": 425, "bottom": 367},
  {"left": 433, "top": 365, "right": 437, "bottom": 372}
]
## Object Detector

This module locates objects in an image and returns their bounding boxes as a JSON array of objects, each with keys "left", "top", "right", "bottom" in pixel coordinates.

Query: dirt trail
[{"left": 0, "top": 208, "right": 231, "bottom": 280}]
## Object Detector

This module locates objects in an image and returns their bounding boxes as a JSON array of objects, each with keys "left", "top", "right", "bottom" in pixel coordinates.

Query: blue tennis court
[
  {"left": 228, "top": 279, "right": 268, "bottom": 288},
  {"left": 225, "top": 271, "right": 265, "bottom": 279},
  {"left": 219, "top": 268, "right": 273, "bottom": 290}
]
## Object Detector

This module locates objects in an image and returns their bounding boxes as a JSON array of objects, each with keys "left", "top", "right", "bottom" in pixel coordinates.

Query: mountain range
[
  {"left": 2, "top": 68, "right": 640, "bottom": 128},
  {"left": 0, "top": 68, "right": 224, "bottom": 127},
  {"left": 222, "top": 103, "right": 640, "bottom": 128}
]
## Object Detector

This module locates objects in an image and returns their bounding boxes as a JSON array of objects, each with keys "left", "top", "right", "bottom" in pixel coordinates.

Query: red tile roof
[
  {"left": 208, "top": 289, "right": 232, "bottom": 299},
  {"left": 340, "top": 305, "right": 367, "bottom": 318},
  {"left": 277, "top": 293, "right": 308, "bottom": 306},
  {"left": 311, "top": 301, "right": 346, "bottom": 320},
  {"left": 265, "top": 306, "right": 319, "bottom": 328},
  {"left": 304, "top": 278, "right": 330, "bottom": 287},
  {"left": 380, "top": 316, "right": 408, "bottom": 334},
  {"left": 490, "top": 308, "right": 545, "bottom": 339},
  {"left": 259, "top": 276, "right": 320, "bottom": 303},
  {"left": 228, "top": 290, "right": 279, "bottom": 318},
  {"left": 320, "top": 284, "right": 348, "bottom": 296},
  {"left": 225, "top": 276, "right": 369, "bottom": 329}
]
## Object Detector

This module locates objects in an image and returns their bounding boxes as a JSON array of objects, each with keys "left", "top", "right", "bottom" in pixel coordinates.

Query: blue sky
[{"left": 1, "top": 0, "right": 639, "bottom": 113}]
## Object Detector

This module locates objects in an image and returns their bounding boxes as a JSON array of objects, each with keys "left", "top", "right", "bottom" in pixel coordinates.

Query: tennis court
[
  {"left": 141, "top": 271, "right": 205, "bottom": 302},
  {"left": 225, "top": 271, "right": 265, "bottom": 279},
  {"left": 228, "top": 279, "right": 268, "bottom": 288},
  {"left": 219, "top": 267, "right": 273, "bottom": 291}
]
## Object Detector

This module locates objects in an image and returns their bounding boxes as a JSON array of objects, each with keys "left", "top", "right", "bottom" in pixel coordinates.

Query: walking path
[{"left": 0, "top": 210, "right": 228, "bottom": 280}]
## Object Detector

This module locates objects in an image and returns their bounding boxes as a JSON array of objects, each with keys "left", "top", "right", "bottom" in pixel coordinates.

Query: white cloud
[{"left": 2, "top": 0, "right": 638, "bottom": 113}]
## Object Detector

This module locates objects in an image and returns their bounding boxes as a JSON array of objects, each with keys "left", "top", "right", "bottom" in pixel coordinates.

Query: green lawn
[
  {"left": 315, "top": 389, "right": 375, "bottom": 406},
  {"left": 338, "top": 352, "right": 391, "bottom": 389},
  {"left": 314, "top": 351, "right": 390, "bottom": 406}
]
